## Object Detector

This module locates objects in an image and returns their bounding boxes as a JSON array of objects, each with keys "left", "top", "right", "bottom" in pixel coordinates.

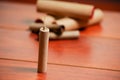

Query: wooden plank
[
  {"left": 0, "top": 28, "right": 120, "bottom": 71},
  {"left": 0, "top": 2, "right": 120, "bottom": 38},
  {"left": 0, "top": 59, "right": 120, "bottom": 80},
  {"left": 0, "top": 2, "right": 45, "bottom": 30}
]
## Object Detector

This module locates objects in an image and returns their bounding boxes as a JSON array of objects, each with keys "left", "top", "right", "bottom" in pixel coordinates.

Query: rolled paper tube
[
  {"left": 81, "top": 8, "right": 104, "bottom": 26},
  {"left": 44, "top": 15, "right": 56, "bottom": 25},
  {"left": 49, "top": 30, "right": 80, "bottom": 39},
  {"left": 37, "top": 0, "right": 95, "bottom": 20},
  {"left": 56, "top": 17, "right": 79, "bottom": 31},
  {"left": 29, "top": 23, "right": 64, "bottom": 35},
  {"left": 35, "top": 19, "right": 43, "bottom": 23},
  {"left": 39, "top": 15, "right": 56, "bottom": 25},
  {"left": 56, "top": 8, "right": 104, "bottom": 30},
  {"left": 38, "top": 27, "right": 49, "bottom": 73}
]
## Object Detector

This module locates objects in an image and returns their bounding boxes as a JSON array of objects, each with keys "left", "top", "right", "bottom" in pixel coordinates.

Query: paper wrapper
[{"left": 37, "top": 0, "right": 95, "bottom": 20}]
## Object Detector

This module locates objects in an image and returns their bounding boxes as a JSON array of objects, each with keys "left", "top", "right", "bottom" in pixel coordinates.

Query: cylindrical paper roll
[
  {"left": 49, "top": 30, "right": 80, "bottom": 39},
  {"left": 44, "top": 15, "right": 55, "bottom": 25},
  {"left": 82, "top": 8, "right": 104, "bottom": 26},
  {"left": 29, "top": 23, "right": 64, "bottom": 35},
  {"left": 56, "top": 8, "right": 103, "bottom": 30},
  {"left": 39, "top": 15, "right": 56, "bottom": 25},
  {"left": 56, "top": 17, "right": 79, "bottom": 31},
  {"left": 38, "top": 27, "right": 49, "bottom": 73},
  {"left": 37, "top": 0, "right": 95, "bottom": 20}
]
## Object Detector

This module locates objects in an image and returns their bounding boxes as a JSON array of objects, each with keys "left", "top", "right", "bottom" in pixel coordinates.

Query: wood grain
[
  {"left": 0, "top": 2, "right": 44, "bottom": 30},
  {"left": 0, "top": 2, "right": 120, "bottom": 80},
  {"left": 0, "top": 59, "right": 120, "bottom": 80},
  {"left": 0, "top": 2, "right": 120, "bottom": 38},
  {"left": 0, "top": 28, "right": 120, "bottom": 71}
]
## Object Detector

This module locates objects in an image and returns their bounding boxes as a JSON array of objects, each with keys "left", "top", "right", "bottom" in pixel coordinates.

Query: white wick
[{"left": 43, "top": 16, "right": 47, "bottom": 30}]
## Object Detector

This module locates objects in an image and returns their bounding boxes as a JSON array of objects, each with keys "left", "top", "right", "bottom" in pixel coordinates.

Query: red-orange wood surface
[
  {"left": 0, "top": 28, "right": 120, "bottom": 71},
  {"left": 0, "top": 1, "right": 120, "bottom": 80},
  {"left": 0, "top": 2, "right": 120, "bottom": 38},
  {"left": 0, "top": 59, "right": 120, "bottom": 80},
  {"left": 0, "top": 2, "right": 45, "bottom": 30},
  {"left": 81, "top": 11, "right": 120, "bottom": 39}
]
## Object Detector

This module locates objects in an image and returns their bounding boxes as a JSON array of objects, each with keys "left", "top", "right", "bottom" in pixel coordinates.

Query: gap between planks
[{"left": 0, "top": 57, "right": 120, "bottom": 72}]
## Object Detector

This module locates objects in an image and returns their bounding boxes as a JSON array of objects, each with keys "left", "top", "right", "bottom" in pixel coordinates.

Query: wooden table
[{"left": 0, "top": 1, "right": 120, "bottom": 80}]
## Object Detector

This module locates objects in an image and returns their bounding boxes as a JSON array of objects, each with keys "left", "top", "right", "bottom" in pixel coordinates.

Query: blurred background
[{"left": 1, "top": 0, "right": 120, "bottom": 11}]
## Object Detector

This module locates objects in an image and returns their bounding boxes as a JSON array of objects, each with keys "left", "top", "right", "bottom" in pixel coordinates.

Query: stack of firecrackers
[
  {"left": 33, "top": 0, "right": 104, "bottom": 73},
  {"left": 29, "top": 0, "right": 104, "bottom": 40}
]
